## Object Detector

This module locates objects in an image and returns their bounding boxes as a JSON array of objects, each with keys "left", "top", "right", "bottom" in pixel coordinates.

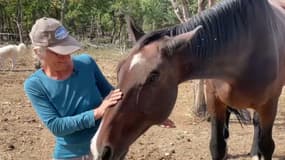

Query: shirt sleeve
[
  {"left": 24, "top": 77, "right": 96, "bottom": 137},
  {"left": 91, "top": 58, "right": 114, "bottom": 98}
]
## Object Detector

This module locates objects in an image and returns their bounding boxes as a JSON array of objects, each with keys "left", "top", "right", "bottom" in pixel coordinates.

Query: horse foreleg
[
  {"left": 252, "top": 99, "right": 277, "bottom": 160},
  {"left": 250, "top": 111, "right": 261, "bottom": 159},
  {"left": 206, "top": 93, "right": 228, "bottom": 159},
  {"left": 209, "top": 105, "right": 228, "bottom": 160}
]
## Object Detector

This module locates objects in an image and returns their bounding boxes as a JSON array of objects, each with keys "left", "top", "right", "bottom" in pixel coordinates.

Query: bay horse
[
  {"left": 91, "top": 0, "right": 285, "bottom": 159},
  {"left": 125, "top": 12, "right": 252, "bottom": 134}
]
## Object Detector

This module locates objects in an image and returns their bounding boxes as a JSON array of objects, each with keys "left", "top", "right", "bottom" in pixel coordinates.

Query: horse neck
[
  {"left": 174, "top": 0, "right": 274, "bottom": 83},
  {"left": 176, "top": 42, "right": 250, "bottom": 83}
]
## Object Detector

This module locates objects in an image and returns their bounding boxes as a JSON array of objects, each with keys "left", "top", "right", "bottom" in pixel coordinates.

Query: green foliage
[
  {"left": 0, "top": 0, "right": 201, "bottom": 43},
  {"left": 140, "top": 0, "right": 176, "bottom": 31}
]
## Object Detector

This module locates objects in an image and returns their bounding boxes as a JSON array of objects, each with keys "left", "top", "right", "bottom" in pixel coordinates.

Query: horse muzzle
[{"left": 93, "top": 146, "right": 128, "bottom": 160}]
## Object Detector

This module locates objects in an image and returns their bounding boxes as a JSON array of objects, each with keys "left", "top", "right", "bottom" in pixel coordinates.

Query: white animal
[{"left": 0, "top": 43, "right": 26, "bottom": 70}]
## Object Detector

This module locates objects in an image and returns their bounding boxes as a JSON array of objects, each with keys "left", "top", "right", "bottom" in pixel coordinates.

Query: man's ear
[
  {"left": 33, "top": 47, "right": 45, "bottom": 59},
  {"left": 33, "top": 48, "right": 39, "bottom": 55}
]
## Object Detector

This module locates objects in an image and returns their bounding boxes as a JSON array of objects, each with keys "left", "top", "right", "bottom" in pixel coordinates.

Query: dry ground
[{"left": 0, "top": 48, "right": 284, "bottom": 160}]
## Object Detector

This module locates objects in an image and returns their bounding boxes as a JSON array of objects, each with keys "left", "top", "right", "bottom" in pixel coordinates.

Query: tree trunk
[
  {"left": 208, "top": 0, "right": 216, "bottom": 7},
  {"left": 169, "top": 0, "right": 191, "bottom": 23},
  {"left": 198, "top": 0, "right": 216, "bottom": 13},
  {"left": 97, "top": 15, "right": 103, "bottom": 36},
  {"left": 15, "top": 0, "right": 23, "bottom": 43},
  {"left": 193, "top": 80, "right": 207, "bottom": 117},
  {"left": 89, "top": 15, "right": 94, "bottom": 41},
  {"left": 14, "top": 20, "right": 22, "bottom": 43},
  {"left": 181, "top": 0, "right": 191, "bottom": 22},
  {"left": 198, "top": 0, "right": 207, "bottom": 13},
  {"left": 60, "top": 0, "right": 66, "bottom": 24}
]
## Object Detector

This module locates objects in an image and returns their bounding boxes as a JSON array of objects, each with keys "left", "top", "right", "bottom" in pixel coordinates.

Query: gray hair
[{"left": 32, "top": 46, "right": 47, "bottom": 69}]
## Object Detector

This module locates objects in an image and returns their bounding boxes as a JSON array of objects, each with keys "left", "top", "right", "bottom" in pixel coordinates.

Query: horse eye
[{"left": 146, "top": 71, "right": 160, "bottom": 84}]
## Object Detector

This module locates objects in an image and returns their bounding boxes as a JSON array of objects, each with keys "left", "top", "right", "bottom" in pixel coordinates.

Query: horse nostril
[{"left": 101, "top": 146, "right": 112, "bottom": 160}]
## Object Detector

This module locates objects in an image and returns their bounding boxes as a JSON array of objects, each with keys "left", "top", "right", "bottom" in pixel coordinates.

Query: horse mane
[{"left": 137, "top": 0, "right": 272, "bottom": 57}]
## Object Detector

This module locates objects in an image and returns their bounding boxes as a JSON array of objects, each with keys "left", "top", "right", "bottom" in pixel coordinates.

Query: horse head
[{"left": 91, "top": 23, "right": 202, "bottom": 160}]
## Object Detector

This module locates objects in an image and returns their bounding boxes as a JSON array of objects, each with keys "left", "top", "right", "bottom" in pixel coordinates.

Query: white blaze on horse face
[
  {"left": 90, "top": 120, "right": 103, "bottom": 159},
  {"left": 129, "top": 51, "right": 162, "bottom": 84},
  {"left": 129, "top": 53, "right": 146, "bottom": 70}
]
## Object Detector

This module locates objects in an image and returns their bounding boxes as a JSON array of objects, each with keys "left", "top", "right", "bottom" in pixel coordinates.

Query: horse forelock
[
  {"left": 117, "top": 46, "right": 162, "bottom": 93},
  {"left": 136, "top": 30, "right": 167, "bottom": 50}
]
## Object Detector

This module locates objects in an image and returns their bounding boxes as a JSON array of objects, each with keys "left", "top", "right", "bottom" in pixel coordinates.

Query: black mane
[{"left": 137, "top": 0, "right": 272, "bottom": 58}]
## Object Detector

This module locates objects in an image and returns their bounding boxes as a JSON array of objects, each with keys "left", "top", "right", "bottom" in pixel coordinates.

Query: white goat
[{"left": 0, "top": 43, "right": 26, "bottom": 70}]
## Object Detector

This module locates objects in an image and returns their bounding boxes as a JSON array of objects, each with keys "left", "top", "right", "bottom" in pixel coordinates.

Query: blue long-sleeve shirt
[{"left": 24, "top": 54, "right": 113, "bottom": 159}]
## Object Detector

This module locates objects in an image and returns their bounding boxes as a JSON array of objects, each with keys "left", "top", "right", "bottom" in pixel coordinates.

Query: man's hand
[{"left": 94, "top": 89, "right": 123, "bottom": 119}]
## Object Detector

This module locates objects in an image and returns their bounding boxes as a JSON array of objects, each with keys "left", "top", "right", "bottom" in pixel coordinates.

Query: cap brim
[{"left": 47, "top": 36, "right": 81, "bottom": 55}]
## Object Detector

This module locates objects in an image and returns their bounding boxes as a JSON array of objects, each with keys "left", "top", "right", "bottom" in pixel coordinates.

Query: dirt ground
[{"left": 0, "top": 48, "right": 285, "bottom": 160}]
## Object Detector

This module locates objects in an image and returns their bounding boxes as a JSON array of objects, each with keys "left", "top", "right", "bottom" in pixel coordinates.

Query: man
[
  {"left": 24, "top": 17, "right": 175, "bottom": 160},
  {"left": 24, "top": 17, "right": 123, "bottom": 160}
]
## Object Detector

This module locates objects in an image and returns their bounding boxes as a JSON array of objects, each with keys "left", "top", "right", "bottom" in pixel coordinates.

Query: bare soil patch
[{"left": 0, "top": 48, "right": 284, "bottom": 160}]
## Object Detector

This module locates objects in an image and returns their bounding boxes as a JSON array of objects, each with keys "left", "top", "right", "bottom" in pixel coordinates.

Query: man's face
[{"left": 44, "top": 49, "right": 73, "bottom": 71}]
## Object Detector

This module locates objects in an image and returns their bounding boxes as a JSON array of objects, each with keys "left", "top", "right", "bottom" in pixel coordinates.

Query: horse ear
[
  {"left": 161, "top": 25, "right": 203, "bottom": 56},
  {"left": 125, "top": 15, "right": 145, "bottom": 43},
  {"left": 173, "top": 25, "right": 202, "bottom": 42}
]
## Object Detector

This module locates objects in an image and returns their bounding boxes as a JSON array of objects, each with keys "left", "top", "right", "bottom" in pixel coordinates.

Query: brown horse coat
[{"left": 91, "top": 0, "right": 285, "bottom": 160}]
